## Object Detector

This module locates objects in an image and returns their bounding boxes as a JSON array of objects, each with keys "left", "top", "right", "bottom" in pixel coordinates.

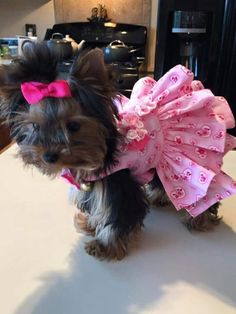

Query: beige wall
[
  {"left": 0, "top": 0, "right": 55, "bottom": 40},
  {"left": 0, "top": 0, "right": 158, "bottom": 72}
]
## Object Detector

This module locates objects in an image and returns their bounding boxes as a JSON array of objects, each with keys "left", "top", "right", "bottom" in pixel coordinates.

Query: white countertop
[{"left": 1, "top": 144, "right": 236, "bottom": 314}]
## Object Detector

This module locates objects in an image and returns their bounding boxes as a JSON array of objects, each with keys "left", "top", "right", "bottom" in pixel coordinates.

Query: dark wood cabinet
[{"left": 0, "top": 121, "right": 11, "bottom": 151}]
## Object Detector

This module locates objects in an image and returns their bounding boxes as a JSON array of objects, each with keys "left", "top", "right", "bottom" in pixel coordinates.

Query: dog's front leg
[{"left": 75, "top": 169, "right": 149, "bottom": 261}]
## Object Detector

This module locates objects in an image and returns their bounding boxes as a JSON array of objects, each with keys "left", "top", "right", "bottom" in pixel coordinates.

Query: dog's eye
[
  {"left": 32, "top": 123, "right": 40, "bottom": 132},
  {"left": 66, "top": 121, "right": 80, "bottom": 133}
]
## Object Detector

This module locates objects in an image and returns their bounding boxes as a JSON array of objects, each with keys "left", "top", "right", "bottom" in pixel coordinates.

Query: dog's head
[{"left": 0, "top": 43, "right": 120, "bottom": 177}]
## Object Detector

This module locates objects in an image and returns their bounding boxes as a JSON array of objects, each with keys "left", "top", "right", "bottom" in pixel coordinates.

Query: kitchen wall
[
  {"left": 0, "top": 0, "right": 158, "bottom": 72},
  {"left": 0, "top": 0, "right": 55, "bottom": 40}
]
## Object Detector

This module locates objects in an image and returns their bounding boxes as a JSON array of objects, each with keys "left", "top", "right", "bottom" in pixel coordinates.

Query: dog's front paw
[
  {"left": 74, "top": 210, "right": 95, "bottom": 236},
  {"left": 84, "top": 239, "right": 127, "bottom": 261}
]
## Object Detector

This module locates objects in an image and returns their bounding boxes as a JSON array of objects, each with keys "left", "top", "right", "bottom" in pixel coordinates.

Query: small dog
[{"left": 0, "top": 43, "right": 235, "bottom": 261}]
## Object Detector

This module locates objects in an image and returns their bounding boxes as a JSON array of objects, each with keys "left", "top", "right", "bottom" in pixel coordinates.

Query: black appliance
[
  {"left": 44, "top": 22, "right": 147, "bottom": 96},
  {"left": 172, "top": 11, "right": 208, "bottom": 80},
  {"left": 155, "top": 0, "right": 236, "bottom": 135}
]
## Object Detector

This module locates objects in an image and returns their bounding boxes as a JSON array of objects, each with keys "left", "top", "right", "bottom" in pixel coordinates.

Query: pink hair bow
[{"left": 21, "top": 80, "right": 72, "bottom": 105}]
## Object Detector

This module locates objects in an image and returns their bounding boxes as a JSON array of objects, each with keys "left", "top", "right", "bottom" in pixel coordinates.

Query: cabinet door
[{"left": 0, "top": 122, "right": 11, "bottom": 151}]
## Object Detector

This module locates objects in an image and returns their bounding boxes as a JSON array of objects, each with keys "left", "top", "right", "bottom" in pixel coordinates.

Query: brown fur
[
  {"left": 84, "top": 239, "right": 127, "bottom": 261},
  {"left": 74, "top": 210, "right": 96, "bottom": 236},
  {"left": 179, "top": 202, "right": 222, "bottom": 231},
  {"left": 18, "top": 99, "right": 109, "bottom": 176}
]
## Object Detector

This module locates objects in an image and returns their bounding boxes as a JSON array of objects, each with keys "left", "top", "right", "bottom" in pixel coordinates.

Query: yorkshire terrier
[{"left": 0, "top": 43, "right": 235, "bottom": 261}]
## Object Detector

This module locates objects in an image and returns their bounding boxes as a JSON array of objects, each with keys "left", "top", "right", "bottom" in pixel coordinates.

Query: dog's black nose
[{"left": 43, "top": 152, "right": 59, "bottom": 163}]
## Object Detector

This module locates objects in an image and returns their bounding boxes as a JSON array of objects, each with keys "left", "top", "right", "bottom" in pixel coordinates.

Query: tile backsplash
[{"left": 54, "top": 0, "right": 151, "bottom": 29}]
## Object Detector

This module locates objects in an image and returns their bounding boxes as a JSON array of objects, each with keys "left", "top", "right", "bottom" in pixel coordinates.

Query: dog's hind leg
[
  {"left": 146, "top": 173, "right": 222, "bottom": 231},
  {"left": 179, "top": 202, "right": 222, "bottom": 231}
]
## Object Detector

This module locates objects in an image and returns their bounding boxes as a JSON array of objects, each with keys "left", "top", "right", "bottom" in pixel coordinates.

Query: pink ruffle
[{"left": 62, "top": 65, "right": 236, "bottom": 217}]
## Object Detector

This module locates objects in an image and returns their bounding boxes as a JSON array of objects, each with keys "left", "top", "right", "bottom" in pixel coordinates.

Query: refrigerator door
[{"left": 215, "top": 0, "right": 236, "bottom": 136}]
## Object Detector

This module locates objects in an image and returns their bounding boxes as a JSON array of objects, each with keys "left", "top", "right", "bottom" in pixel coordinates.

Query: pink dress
[{"left": 62, "top": 65, "right": 236, "bottom": 217}]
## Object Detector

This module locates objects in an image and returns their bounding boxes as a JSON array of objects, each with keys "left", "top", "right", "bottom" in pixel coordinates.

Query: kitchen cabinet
[{"left": 0, "top": 121, "right": 11, "bottom": 151}]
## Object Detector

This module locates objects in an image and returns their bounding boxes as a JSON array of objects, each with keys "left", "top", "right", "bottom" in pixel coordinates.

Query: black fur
[{"left": 105, "top": 169, "right": 149, "bottom": 237}]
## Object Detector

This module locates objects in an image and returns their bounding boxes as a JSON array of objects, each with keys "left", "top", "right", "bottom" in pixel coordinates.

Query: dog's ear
[
  {"left": 69, "top": 48, "right": 110, "bottom": 84},
  {"left": 0, "top": 65, "right": 28, "bottom": 124},
  {"left": 68, "top": 48, "right": 120, "bottom": 155},
  {"left": 68, "top": 48, "right": 118, "bottom": 119}
]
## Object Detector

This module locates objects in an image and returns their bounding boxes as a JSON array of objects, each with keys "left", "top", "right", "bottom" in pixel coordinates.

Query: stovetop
[
  {"left": 45, "top": 22, "right": 147, "bottom": 47},
  {"left": 50, "top": 22, "right": 147, "bottom": 96}
]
